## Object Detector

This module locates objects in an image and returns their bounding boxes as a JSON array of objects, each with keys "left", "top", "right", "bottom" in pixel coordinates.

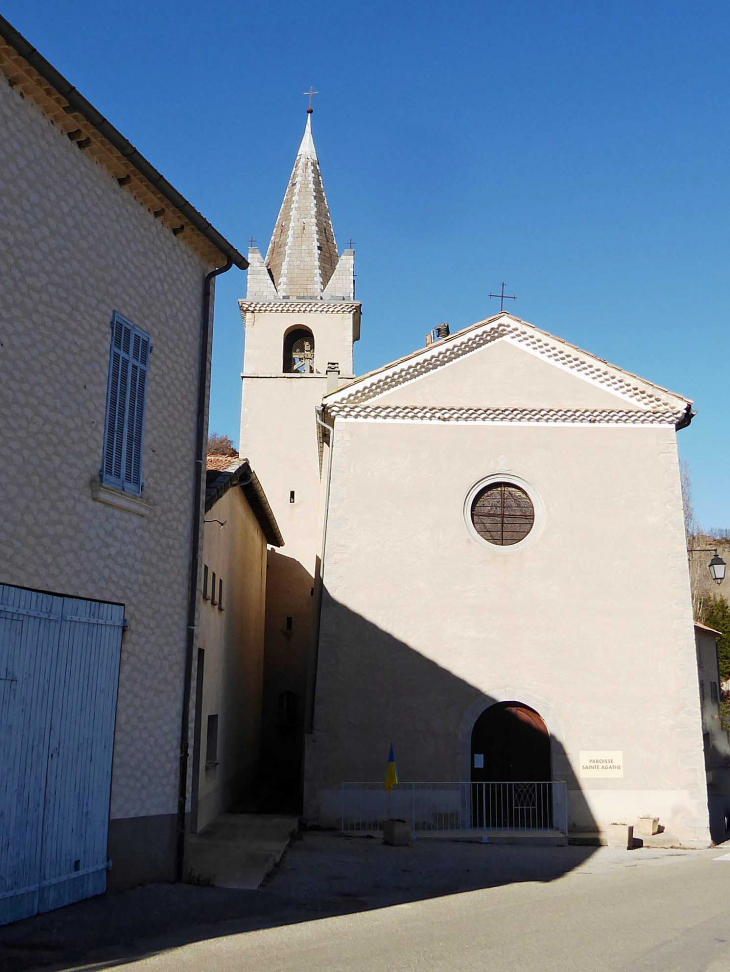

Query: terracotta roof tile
[{"left": 206, "top": 452, "right": 240, "bottom": 473}]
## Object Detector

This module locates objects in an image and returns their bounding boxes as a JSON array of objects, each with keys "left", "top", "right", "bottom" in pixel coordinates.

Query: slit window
[
  {"left": 286, "top": 616, "right": 293, "bottom": 631},
  {"left": 203, "top": 564, "right": 210, "bottom": 599},
  {"left": 218, "top": 578, "right": 223, "bottom": 611},
  {"left": 278, "top": 691, "right": 298, "bottom": 729},
  {"left": 206, "top": 714, "right": 219, "bottom": 766},
  {"left": 211, "top": 572, "right": 217, "bottom": 606}
]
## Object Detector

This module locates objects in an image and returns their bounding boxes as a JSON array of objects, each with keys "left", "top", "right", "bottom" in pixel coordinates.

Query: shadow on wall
[
  {"left": 309, "top": 589, "right": 600, "bottom": 839},
  {"left": 252, "top": 551, "right": 315, "bottom": 814},
  {"left": 0, "top": 596, "right": 604, "bottom": 971},
  {"left": 704, "top": 730, "right": 730, "bottom": 844}
]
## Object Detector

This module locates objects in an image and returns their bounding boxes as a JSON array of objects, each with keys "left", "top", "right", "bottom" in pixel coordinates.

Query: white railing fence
[{"left": 340, "top": 781, "right": 568, "bottom": 835}]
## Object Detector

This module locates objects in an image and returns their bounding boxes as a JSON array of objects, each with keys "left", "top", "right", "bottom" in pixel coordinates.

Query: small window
[
  {"left": 286, "top": 616, "right": 293, "bottom": 631},
  {"left": 218, "top": 578, "right": 223, "bottom": 611},
  {"left": 283, "top": 327, "right": 314, "bottom": 373},
  {"left": 203, "top": 564, "right": 210, "bottom": 600},
  {"left": 278, "top": 691, "right": 298, "bottom": 729},
  {"left": 102, "top": 312, "right": 150, "bottom": 495},
  {"left": 211, "top": 572, "right": 217, "bottom": 606},
  {"left": 711, "top": 682, "right": 719, "bottom": 704},
  {"left": 206, "top": 714, "right": 219, "bottom": 766},
  {"left": 290, "top": 490, "right": 296, "bottom": 503},
  {"left": 471, "top": 482, "right": 534, "bottom": 546}
]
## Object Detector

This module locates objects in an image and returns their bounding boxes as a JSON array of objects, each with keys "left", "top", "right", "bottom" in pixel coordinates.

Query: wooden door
[
  {"left": 471, "top": 701, "right": 551, "bottom": 783},
  {"left": 0, "top": 585, "right": 123, "bottom": 925},
  {"left": 471, "top": 701, "right": 552, "bottom": 829}
]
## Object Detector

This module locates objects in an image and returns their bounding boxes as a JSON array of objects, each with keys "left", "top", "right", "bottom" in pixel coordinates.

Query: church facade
[{"left": 241, "top": 113, "right": 714, "bottom": 844}]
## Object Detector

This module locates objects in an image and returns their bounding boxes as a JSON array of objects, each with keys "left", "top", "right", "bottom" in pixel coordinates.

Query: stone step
[
  {"left": 185, "top": 813, "right": 299, "bottom": 890},
  {"left": 568, "top": 832, "right": 606, "bottom": 847}
]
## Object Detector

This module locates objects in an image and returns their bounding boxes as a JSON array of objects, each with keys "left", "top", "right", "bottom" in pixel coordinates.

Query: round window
[{"left": 470, "top": 481, "right": 535, "bottom": 546}]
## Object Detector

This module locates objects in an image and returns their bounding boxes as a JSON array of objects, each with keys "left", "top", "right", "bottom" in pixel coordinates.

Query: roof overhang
[
  {"left": 0, "top": 14, "right": 247, "bottom": 271},
  {"left": 324, "top": 312, "right": 693, "bottom": 429},
  {"left": 205, "top": 460, "right": 283, "bottom": 547}
]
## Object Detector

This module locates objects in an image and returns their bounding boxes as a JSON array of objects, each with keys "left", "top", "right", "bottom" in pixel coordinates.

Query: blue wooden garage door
[{"left": 0, "top": 584, "right": 124, "bottom": 925}]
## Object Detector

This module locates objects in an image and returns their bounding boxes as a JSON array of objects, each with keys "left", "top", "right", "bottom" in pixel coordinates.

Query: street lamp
[
  {"left": 709, "top": 551, "right": 727, "bottom": 585},
  {"left": 688, "top": 546, "right": 727, "bottom": 586}
]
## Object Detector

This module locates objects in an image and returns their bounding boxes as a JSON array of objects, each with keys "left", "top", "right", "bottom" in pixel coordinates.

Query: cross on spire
[
  {"left": 303, "top": 86, "right": 319, "bottom": 113},
  {"left": 347, "top": 238, "right": 355, "bottom": 249},
  {"left": 248, "top": 236, "right": 256, "bottom": 248},
  {"left": 488, "top": 282, "right": 517, "bottom": 312}
]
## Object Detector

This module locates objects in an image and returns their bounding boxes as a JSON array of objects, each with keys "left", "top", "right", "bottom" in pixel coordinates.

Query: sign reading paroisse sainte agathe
[{"left": 579, "top": 751, "right": 624, "bottom": 779}]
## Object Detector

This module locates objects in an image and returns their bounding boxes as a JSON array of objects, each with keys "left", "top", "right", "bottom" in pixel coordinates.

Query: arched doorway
[{"left": 471, "top": 701, "right": 552, "bottom": 829}]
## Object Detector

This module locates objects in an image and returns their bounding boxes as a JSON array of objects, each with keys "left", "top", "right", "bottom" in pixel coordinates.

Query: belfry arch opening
[{"left": 283, "top": 327, "right": 315, "bottom": 374}]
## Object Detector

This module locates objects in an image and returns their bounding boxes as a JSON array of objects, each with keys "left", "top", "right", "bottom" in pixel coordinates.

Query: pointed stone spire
[{"left": 264, "top": 113, "right": 341, "bottom": 299}]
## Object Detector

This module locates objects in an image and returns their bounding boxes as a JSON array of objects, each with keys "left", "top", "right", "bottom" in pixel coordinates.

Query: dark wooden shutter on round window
[{"left": 471, "top": 482, "right": 534, "bottom": 545}]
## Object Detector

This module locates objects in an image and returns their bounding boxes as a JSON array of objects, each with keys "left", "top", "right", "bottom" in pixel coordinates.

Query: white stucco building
[
  {"left": 240, "top": 110, "right": 720, "bottom": 847},
  {"left": 0, "top": 15, "right": 246, "bottom": 922}
]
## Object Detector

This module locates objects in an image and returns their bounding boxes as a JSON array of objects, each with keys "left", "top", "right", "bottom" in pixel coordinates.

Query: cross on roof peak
[
  {"left": 488, "top": 282, "right": 517, "bottom": 312},
  {"left": 303, "top": 86, "right": 319, "bottom": 113}
]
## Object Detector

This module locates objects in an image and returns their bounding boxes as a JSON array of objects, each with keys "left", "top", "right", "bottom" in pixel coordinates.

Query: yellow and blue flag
[{"left": 385, "top": 743, "right": 399, "bottom": 791}]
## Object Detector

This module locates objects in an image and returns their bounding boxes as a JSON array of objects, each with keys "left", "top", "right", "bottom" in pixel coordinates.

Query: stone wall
[{"left": 0, "top": 77, "right": 216, "bottom": 883}]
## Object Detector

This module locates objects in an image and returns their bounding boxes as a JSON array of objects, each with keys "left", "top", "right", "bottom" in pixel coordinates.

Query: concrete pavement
[{"left": 2, "top": 835, "right": 729, "bottom": 972}]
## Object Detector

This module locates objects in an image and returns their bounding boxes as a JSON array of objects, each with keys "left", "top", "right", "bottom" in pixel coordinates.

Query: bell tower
[{"left": 239, "top": 110, "right": 360, "bottom": 806}]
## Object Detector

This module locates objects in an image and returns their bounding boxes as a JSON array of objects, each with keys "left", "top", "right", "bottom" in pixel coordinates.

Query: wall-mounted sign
[{"left": 579, "top": 751, "right": 623, "bottom": 779}]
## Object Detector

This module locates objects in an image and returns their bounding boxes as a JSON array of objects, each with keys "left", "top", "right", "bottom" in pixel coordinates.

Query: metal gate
[
  {"left": 0, "top": 584, "right": 124, "bottom": 925},
  {"left": 340, "top": 781, "right": 568, "bottom": 835}
]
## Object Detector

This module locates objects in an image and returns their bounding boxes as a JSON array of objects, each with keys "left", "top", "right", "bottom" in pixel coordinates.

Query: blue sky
[{"left": 5, "top": 0, "right": 729, "bottom": 527}]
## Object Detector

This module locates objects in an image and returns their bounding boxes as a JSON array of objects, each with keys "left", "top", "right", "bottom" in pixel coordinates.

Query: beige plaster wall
[
  {"left": 0, "top": 78, "right": 214, "bottom": 830},
  {"left": 242, "top": 308, "right": 357, "bottom": 377},
  {"left": 239, "top": 297, "right": 358, "bottom": 798},
  {"left": 196, "top": 487, "right": 268, "bottom": 831},
  {"left": 307, "top": 417, "right": 711, "bottom": 843},
  {"left": 377, "top": 339, "right": 645, "bottom": 410}
]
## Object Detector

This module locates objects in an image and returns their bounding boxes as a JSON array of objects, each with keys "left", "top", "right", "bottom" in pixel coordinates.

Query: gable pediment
[{"left": 325, "top": 314, "right": 691, "bottom": 427}]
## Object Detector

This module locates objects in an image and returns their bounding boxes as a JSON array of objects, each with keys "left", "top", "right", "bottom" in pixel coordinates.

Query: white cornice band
[
  {"left": 239, "top": 300, "right": 360, "bottom": 314},
  {"left": 325, "top": 404, "right": 684, "bottom": 426}
]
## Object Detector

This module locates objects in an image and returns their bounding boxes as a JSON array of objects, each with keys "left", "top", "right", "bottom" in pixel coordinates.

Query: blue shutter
[{"left": 101, "top": 313, "right": 150, "bottom": 494}]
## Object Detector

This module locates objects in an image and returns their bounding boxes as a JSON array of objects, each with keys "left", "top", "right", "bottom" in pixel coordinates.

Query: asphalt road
[{"left": 67, "top": 845, "right": 730, "bottom": 972}]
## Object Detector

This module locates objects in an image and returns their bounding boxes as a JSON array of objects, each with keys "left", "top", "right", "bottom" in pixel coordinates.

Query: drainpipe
[
  {"left": 176, "top": 257, "right": 234, "bottom": 882},
  {"left": 307, "top": 406, "right": 336, "bottom": 733}
]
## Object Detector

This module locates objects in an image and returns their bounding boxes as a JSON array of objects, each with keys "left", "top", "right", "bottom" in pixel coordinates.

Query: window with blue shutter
[{"left": 102, "top": 312, "right": 150, "bottom": 495}]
